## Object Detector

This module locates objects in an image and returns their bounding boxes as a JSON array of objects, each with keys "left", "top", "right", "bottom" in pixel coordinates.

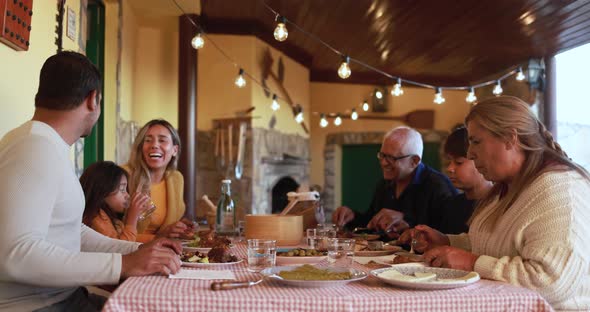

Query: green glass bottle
[{"left": 216, "top": 179, "right": 235, "bottom": 234}]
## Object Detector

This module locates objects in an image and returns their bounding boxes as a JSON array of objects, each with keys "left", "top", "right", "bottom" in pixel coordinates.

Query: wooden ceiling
[{"left": 198, "top": 0, "right": 590, "bottom": 87}]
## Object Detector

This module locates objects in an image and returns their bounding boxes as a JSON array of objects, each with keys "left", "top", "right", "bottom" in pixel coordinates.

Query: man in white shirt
[{"left": 0, "top": 51, "right": 182, "bottom": 311}]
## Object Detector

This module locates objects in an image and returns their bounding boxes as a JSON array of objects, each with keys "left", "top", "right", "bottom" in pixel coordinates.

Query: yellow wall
[
  {"left": 103, "top": 0, "right": 119, "bottom": 161},
  {"left": 309, "top": 83, "right": 471, "bottom": 187}
]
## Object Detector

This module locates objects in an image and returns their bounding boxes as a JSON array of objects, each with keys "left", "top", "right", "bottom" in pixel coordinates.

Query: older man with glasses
[{"left": 333, "top": 126, "right": 457, "bottom": 237}]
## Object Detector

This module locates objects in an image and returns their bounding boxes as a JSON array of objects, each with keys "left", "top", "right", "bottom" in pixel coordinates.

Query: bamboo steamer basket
[{"left": 244, "top": 214, "right": 303, "bottom": 245}]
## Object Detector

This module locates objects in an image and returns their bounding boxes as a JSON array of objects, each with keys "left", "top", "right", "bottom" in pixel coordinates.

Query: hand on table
[
  {"left": 332, "top": 206, "right": 355, "bottom": 227},
  {"left": 367, "top": 208, "right": 408, "bottom": 235},
  {"left": 121, "top": 238, "right": 182, "bottom": 278},
  {"left": 398, "top": 224, "right": 450, "bottom": 253},
  {"left": 423, "top": 245, "right": 478, "bottom": 271}
]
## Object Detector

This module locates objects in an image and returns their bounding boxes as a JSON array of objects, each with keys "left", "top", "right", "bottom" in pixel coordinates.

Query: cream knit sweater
[{"left": 449, "top": 170, "right": 590, "bottom": 311}]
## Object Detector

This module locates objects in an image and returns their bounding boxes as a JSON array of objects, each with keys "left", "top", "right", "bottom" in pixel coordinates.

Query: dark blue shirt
[{"left": 350, "top": 163, "right": 458, "bottom": 231}]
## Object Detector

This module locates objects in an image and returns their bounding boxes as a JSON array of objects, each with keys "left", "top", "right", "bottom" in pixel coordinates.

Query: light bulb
[
  {"left": 375, "top": 89, "right": 383, "bottom": 99},
  {"left": 362, "top": 100, "right": 369, "bottom": 111},
  {"left": 234, "top": 68, "right": 246, "bottom": 88},
  {"left": 320, "top": 114, "right": 328, "bottom": 128},
  {"left": 391, "top": 78, "right": 404, "bottom": 96},
  {"left": 493, "top": 80, "right": 503, "bottom": 96},
  {"left": 334, "top": 114, "right": 342, "bottom": 126},
  {"left": 338, "top": 55, "right": 351, "bottom": 79},
  {"left": 515, "top": 67, "right": 526, "bottom": 81},
  {"left": 466, "top": 87, "right": 477, "bottom": 103},
  {"left": 351, "top": 109, "right": 358, "bottom": 120},
  {"left": 295, "top": 106, "right": 304, "bottom": 123},
  {"left": 273, "top": 16, "right": 288, "bottom": 42},
  {"left": 191, "top": 33, "right": 204, "bottom": 49},
  {"left": 434, "top": 87, "right": 445, "bottom": 105},
  {"left": 271, "top": 94, "right": 280, "bottom": 111}
]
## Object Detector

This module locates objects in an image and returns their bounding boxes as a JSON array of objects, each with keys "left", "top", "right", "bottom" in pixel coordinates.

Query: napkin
[{"left": 169, "top": 269, "right": 236, "bottom": 280}]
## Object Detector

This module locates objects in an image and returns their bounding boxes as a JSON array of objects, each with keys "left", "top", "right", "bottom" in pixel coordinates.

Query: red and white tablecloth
[{"left": 103, "top": 244, "right": 553, "bottom": 312}]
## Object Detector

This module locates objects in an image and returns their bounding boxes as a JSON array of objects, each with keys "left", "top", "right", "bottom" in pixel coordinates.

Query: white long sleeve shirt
[
  {"left": 0, "top": 121, "right": 140, "bottom": 311},
  {"left": 448, "top": 170, "right": 590, "bottom": 311}
]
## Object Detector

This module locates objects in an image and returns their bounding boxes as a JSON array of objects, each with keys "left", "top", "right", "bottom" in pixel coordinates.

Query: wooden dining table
[{"left": 102, "top": 243, "right": 553, "bottom": 312}]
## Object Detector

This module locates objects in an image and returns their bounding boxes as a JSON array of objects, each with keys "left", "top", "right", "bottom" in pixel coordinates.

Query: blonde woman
[
  {"left": 401, "top": 96, "right": 590, "bottom": 310},
  {"left": 125, "top": 119, "right": 194, "bottom": 243}
]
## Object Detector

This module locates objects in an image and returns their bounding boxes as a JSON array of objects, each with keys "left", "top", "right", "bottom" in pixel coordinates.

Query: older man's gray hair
[{"left": 383, "top": 126, "right": 423, "bottom": 159}]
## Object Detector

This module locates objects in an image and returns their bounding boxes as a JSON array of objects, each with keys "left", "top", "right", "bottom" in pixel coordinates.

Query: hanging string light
[
  {"left": 191, "top": 33, "right": 204, "bottom": 49},
  {"left": 271, "top": 94, "right": 280, "bottom": 111},
  {"left": 319, "top": 114, "right": 329, "bottom": 128},
  {"left": 338, "top": 55, "right": 351, "bottom": 79},
  {"left": 375, "top": 88, "right": 383, "bottom": 99},
  {"left": 493, "top": 80, "right": 503, "bottom": 96},
  {"left": 273, "top": 16, "right": 288, "bottom": 42},
  {"left": 334, "top": 114, "right": 342, "bottom": 126},
  {"left": 351, "top": 108, "right": 358, "bottom": 120},
  {"left": 391, "top": 78, "right": 404, "bottom": 96},
  {"left": 466, "top": 87, "right": 477, "bottom": 104},
  {"left": 434, "top": 87, "right": 445, "bottom": 105},
  {"left": 362, "top": 99, "right": 369, "bottom": 111},
  {"left": 234, "top": 68, "right": 246, "bottom": 88},
  {"left": 295, "top": 106, "right": 304, "bottom": 123},
  {"left": 515, "top": 67, "right": 526, "bottom": 81}
]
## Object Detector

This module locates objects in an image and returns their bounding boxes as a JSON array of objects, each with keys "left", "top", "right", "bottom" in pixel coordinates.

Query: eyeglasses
[{"left": 377, "top": 152, "right": 412, "bottom": 163}]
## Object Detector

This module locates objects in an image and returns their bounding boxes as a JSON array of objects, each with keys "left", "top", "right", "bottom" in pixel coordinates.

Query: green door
[
  {"left": 341, "top": 144, "right": 382, "bottom": 214},
  {"left": 84, "top": 1, "right": 105, "bottom": 167}
]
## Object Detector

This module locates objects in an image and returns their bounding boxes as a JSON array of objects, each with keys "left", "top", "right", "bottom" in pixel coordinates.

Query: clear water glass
[
  {"left": 247, "top": 239, "right": 276, "bottom": 272},
  {"left": 326, "top": 238, "right": 355, "bottom": 268},
  {"left": 138, "top": 200, "right": 156, "bottom": 221}
]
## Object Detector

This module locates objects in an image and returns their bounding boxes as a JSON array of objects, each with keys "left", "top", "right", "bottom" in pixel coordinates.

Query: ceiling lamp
[
  {"left": 515, "top": 67, "right": 526, "bottom": 81},
  {"left": 338, "top": 55, "right": 351, "bottom": 79},
  {"left": 375, "top": 89, "right": 383, "bottom": 99},
  {"left": 466, "top": 87, "right": 477, "bottom": 104},
  {"left": 351, "top": 108, "right": 358, "bottom": 120},
  {"left": 334, "top": 114, "right": 342, "bottom": 126},
  {"left": 319, "top": 114, "right": 328, "bottom": 128},
  {"left": 271, "top": 94, "right": 280, "bottom": 111},
  {"left": 362, "top": 99, "right": 369, "bottom": 111},
  {"left": 433, "top": 88, "right": 445, "bottom": 105},
  {"left": 492, "top": 80, "right": 503, "bottom": 96},
  {"left": 391, "top": 78, "right": 404, "bottom": 96},
  {"left": 191, "top": 33, "right": 204, "bottom": 49},
  {"left": 274, "top": 16, "right": 288, "bottom": 42},
  {"left": 234, "top": 68, "right": 246, "bottom": 88}
]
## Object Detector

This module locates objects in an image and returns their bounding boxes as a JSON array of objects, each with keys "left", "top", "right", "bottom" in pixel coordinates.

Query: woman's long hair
[
  {"left": 466, "top": 96, "right": 590, "bottom": 230},
  {"left": 126, "top": 119, "right": 182, "bottom": 195},
  {"left": 80, "top": 161, "right": 128, "bottom": 226}
]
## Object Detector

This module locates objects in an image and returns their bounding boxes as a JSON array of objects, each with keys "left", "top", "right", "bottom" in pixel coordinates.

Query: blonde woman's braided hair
[{"left": 537, "top": 120, "right": 568, "bottom": 159}]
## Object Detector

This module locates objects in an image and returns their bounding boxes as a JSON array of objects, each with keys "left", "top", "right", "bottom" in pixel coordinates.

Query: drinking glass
[
  {"left": 306, "top": 228, "right": 337, "bottom": 251},
  {"left": 138, "top": 199, "right": 156, "bottom": 221},
  {"left": 247, "top": 239, "right": 276, "bottom": 272},
  {"left": 326, "top": 238, "right": 355, "bottom": 268}
]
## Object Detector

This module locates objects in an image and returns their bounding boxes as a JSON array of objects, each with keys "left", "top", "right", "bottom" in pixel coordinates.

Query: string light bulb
[
  {"left": 351, "top": 108, "right": 358, "bottom": 120},
  {"left": 493, "top": 80, "right": 503, "bottom": 96},
  {"left": 191, "top": 33, "right": 204, "bottom": 49},
  {"left": 234, "top": 68, "right": 246, "bottom": 88},
  {"left": 319, "top": 114, "right": 328, "bottom": 128},
  {"left": 295, "top": 106, "right": 304, "bottom": 124},
  {"left": 391, "top": 78, "right": 404, "bottom": 96},
  {"left": 375, "top": 89, "right": 383, "bottom": 99},
  {"left": 334, "top": 114, "right": 342, "bottom": 126},
  {"left": 362, "top": 100, "right": 369, "bottom": 112},
  {"left": 271, "top": 94, "right": 280, "bottom": 111},
  {"left": 466, "top": 87, "right": 477, "bottom": 104},
  {"left": 515, "top": 67, "right": 526, "bottom": 81},
  {"left": 338, "top": 55, "right": 351, "bottom": 79},
  {"left": 434, "top": 87, "right": 445, "bottom": 105},
  {"left": 273, "top": 16, "right": 288, "bottom": 42}
]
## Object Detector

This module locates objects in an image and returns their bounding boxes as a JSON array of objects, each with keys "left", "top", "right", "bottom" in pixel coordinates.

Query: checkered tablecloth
[{"left": 103, "top": 244, "right": 553, "bottom": 312}]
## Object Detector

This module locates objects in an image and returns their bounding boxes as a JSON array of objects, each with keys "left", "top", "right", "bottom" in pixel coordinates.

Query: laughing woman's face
[{"left": 141, "top": 124, "right": 178, "bottom": 173}]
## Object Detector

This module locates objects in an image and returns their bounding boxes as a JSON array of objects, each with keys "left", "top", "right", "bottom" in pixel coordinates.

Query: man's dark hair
[
  {"left": 35, "top": 51, "right": 101, "bottom": 110},
  {"left": 444, "top": 126, "right": 468, "bottom": 158}
]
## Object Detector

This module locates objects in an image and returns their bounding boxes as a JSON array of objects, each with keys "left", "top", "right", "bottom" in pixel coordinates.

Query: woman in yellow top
[{"left": 125, "top": 119, "right": 195, "bottom": 243}]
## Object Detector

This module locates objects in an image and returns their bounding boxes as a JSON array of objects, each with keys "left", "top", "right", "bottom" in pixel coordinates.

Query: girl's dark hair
[
  {"left": 444, "top": 126, "right": 468, "bottom": 158},
  {"left": 80, "top": 161, "right": 128, "bottom": 226}
]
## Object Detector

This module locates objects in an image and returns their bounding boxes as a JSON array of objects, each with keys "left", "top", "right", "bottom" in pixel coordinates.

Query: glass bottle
[{"left": 216, "top": 179, "right": 235, "bottom": 234}]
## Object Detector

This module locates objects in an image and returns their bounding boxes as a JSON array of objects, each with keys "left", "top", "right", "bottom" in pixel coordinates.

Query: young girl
[{"left": 80, "top": 161, "right": 150, "bottom": 241}]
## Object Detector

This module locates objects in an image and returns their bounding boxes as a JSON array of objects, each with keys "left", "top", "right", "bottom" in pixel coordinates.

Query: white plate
[
  {"left": 181, "top": 259, "right": 243, "bottom": 268},
  {"left": 370, "top": 265, "right": 480, "bottom": 290},
  {"left": 261, "top": 265, "right": 367, "bottom": 288},
  {"left": 182, "top": 246, "right": 212, "bottom": 253}
]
